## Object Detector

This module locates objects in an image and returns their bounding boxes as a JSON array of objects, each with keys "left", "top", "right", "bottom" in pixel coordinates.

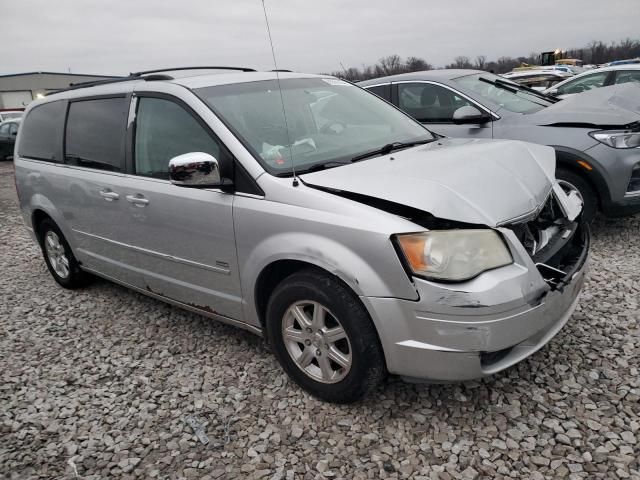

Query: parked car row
[
  {"left": 501, "top": 62, "right": 640, "bottom": 96},
  {"left": 501, "top": 69, "right": 571, "bottom": 91},
  {"left": 10, "top": 62, "right": 634, "bottom": 402},
  {"left": 501, "top": 62, "right": 640, "bottom": 98},
  {"left": 544, "top": 64, "right": 640, "bottom": 98}
]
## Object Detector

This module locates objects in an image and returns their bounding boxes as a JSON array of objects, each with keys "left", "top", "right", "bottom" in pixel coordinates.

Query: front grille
[{"left": 505, "top": 192, "right": 587, "bottom": 290}]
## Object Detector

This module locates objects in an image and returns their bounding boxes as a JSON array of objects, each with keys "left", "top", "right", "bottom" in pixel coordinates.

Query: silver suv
[
  {"left": 14, "top": 67, "right": 589, "bottom": 403},
  {"left": 360, "top": 70, "right": 640, "bottom": 220}
]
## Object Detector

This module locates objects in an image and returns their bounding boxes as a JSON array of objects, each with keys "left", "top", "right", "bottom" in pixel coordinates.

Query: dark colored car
[{"left": 0, "top": 119, "right": 20, "bottom": 160}]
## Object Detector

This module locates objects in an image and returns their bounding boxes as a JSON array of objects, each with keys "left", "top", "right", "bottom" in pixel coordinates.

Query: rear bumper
[{"left": 362, "top": 225, "right": 589, "bottom": 382}]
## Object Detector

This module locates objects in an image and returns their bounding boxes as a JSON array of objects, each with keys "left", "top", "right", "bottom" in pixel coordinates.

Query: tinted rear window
[
  {"left": 18, "top": 101, "right": 65, "bottom": 161},
  {"left": 65, "top": 97, "right": 128, "bottom": 171}
]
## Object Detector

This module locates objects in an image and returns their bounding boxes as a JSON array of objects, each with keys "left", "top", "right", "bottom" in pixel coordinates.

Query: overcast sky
[{"left": 3, "top": 0, "right": 638, "bottom": 76}]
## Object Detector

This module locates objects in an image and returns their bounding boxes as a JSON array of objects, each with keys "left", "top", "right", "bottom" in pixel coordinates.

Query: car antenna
[{"left": 261, "top": 0, "right": 298, "bottom": 187}]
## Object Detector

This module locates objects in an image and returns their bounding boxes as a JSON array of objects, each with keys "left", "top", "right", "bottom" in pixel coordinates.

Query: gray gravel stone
[{"left": 0, "top": 161, "right": 638, "bottom": 479}]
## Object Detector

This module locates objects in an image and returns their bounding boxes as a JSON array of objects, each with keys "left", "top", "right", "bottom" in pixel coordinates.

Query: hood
[
  {"left": 300, "top": 138, "right": 555, "bottom": 227},
  {"left": 530, "top": 83, "right": 640, "bottom": 127}
]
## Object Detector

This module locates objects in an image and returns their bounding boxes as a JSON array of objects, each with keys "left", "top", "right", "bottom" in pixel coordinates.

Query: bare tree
[
  {"left": 338, "top": 67, "right": 361, "bottom": 82},
  {"left": 379, "top": 55, "right": 404, "bottom": 75},
  {"left": 495, "top": 56, "right": 519, "bottom": 73},
  {"left": 327, "top": 38, "right": 640, "bottom": 81},
  {"left": 405, "top": 56, "right": 432, "bottom": 72},
  {"left": 474, "top": 55, "right": 487, "bottom": 70},
  {"left": 450, "top": 56, "right": 473, "bottom": 69}
]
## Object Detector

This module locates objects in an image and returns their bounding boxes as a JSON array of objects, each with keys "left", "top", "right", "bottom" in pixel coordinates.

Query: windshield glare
[
  {"left": 195, "top": 78, "right": 433, "bottom": 174},
  {"left": 453, "top": 73, "right": 554, "bottom": 114}
]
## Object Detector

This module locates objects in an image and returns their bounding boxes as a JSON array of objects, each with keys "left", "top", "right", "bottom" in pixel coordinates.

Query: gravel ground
[{"left": 0, "top": 160, "right": 638, "bottom": 480}]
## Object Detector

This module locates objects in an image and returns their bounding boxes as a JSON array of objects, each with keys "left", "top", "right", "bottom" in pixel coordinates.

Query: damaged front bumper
[{"left": 361, "top": 221, "right": 590, "bottom": 383}]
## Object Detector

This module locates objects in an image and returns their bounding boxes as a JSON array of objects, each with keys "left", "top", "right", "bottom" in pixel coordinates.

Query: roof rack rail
[
  {"left": 270, "top": 69, "right": 292, "bottom": 72},
  {"left": 130, "top": 66, "right": 256, "bottom": 76},
  {"left": 44, "top": 66, "right": 256, "bottom": 97},
  {"left": 45, "top": 73, "right": 173, "bottom": 96}
]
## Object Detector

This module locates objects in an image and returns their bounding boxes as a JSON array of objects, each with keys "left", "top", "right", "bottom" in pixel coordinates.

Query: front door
[
  {"left": 116, "top": 94, "right": 242, "bottom": 319},
  {"left": 394, "top": 82, "right": 493, "bottom": 139}
]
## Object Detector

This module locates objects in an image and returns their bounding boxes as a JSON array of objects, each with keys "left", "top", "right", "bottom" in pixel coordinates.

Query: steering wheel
[{"left": 320, "top": 121, "right": 347, "bottom": 135}]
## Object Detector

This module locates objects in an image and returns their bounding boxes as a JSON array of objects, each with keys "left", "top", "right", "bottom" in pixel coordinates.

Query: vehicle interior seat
[{"left": 403, "top": 85, "right": 457, "bottom": 122}]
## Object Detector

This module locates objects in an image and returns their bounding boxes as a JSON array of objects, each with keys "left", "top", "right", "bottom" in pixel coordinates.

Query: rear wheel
[
  {"left": 266, "top": 269, "right": 385, "bottom": 403},
  {"left": 38, "top": 219, "right": 91, "bottom": 289},
  {"left": 555, "top": 168, "right": 598, "bottom": 222}
]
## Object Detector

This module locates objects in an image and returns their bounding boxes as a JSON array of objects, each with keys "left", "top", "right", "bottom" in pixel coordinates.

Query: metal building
[{"left": 0, "top": 72, "right": 120, "bottom": 109}]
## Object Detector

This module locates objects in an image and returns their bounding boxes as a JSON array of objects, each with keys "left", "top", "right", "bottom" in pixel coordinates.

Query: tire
[
  {"left": 555, "top": 168, "right": 598, "bottom": 222},
  {"left": 37, "top": 218, "right": 92, "bottom": 289},
  {"left": 266, "top": 269, "right": 385, "bottom": 403}
]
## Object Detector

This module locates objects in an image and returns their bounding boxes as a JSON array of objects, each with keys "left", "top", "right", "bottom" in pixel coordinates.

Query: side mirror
[
  {"left": 547, "top": 88, "right": 559, "bottom": 96},
  {"left": 452, "top": 105, "right": 491, "bottom": 125},
  {"left": 169, "top": 152, "right": 226, "bottom": 188}
]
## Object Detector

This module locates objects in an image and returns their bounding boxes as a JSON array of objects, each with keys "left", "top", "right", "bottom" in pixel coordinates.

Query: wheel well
[
  {"left": 554, "top": 150, "right": 603, "bottom": 208},
  {"left": 31, "top": 209, "right": 52, "bottom": 241},
  {"left": 254, "top": 260, "right": 315, "bottom": 332},
  {"left": 254, "top": 260, "right": 368, "bottom": 335}
]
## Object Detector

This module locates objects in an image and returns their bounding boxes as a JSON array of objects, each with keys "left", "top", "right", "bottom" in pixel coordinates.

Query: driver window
[
  {"left": 558, "top": 72, "right": 608, "bottom": 95},
  {"left": 398, "top": 83, "right": 474, "bottom": 123},
  {"left": 134, "top": 97, "right": 229, "bottom": 179}
]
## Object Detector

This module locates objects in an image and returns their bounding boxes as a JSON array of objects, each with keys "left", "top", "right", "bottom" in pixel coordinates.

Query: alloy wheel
[
  {"left": 44, "top": 231, "right": 70, "bottom": 279},
  {"left": 281, "top": 300, "right": 352, "bottom": 384},
  {"left": 557, "top": 179, "right": 584, "bottom": 203}
]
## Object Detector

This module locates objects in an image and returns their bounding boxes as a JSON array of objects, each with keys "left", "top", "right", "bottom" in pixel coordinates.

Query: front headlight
[
  {"left": 590, "top": 130, "right": 640, "bottom": 149},
  {"left": 395, "top": 230, "right": 513, "bottom": 281}
]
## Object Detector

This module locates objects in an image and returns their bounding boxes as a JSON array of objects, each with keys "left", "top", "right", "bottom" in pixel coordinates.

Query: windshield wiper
[
  {"left": 350, "top": 139, "right": 434, "bottom": 162},
  {"left": 479, "top": 77, "right": 559, "bottom": 103},
  {"left": 509, "top": 81, "right": 560, "bottom": 103},
  {"left": 479, "top": 76, "right": 518, "bottom": 93}
]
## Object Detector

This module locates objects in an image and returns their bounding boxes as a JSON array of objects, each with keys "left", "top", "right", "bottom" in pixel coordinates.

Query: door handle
[
  {"left": 126, "top": 194, "right": 149, "bottom": 207},
  {"left": 99, "top": 189, "right": 120, "bottom": 201}
]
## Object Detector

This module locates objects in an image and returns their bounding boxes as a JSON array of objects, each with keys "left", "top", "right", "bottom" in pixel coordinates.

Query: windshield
[
  {"left": 195, "top": 78, "right": 433, "bottom": 175},
  {"left": 453, "top": 73, "right": 555, "bottom": 114}
]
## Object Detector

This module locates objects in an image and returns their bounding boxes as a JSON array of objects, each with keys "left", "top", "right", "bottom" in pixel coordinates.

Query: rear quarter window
[
  {"left": 65, "top": 97, "right": 128, "bottom": 171},
  {"left": 366, "top": 84, "right": 391, "bottom": 102},
  {"left": 18, "top": 101, "right": 66, "bottom": 162}
]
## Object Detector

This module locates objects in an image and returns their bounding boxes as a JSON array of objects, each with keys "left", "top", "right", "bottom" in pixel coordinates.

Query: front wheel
[
  {"left": 555, "top": 168, "right": 598, "bottom": 222},
  {"left": 266, "top": 269, "right": 385, "bottom": 403}
]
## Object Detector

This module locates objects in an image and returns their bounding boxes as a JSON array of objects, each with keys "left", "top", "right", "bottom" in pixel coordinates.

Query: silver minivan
[{"left": 14, "top": 68, "right": 589, "bottom": 403}]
